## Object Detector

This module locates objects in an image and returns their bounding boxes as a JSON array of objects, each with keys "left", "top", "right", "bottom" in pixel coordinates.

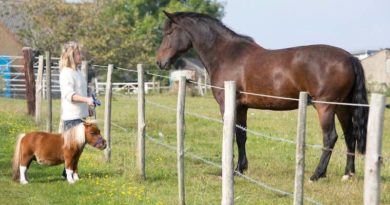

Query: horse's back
[{"left": 239, "top": 44, "right": 356, "bottom": 109}]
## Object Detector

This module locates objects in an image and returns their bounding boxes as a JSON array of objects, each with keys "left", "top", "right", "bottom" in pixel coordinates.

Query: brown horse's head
[
  {"left": 84, "top": 122, "right": 106, "bottom": 150},
  {"left": 156, "top": 11, "right": 192, "bottom": 69}
]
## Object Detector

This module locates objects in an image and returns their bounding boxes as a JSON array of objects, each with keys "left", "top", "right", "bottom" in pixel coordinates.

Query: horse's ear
[{"left": 163, "top": 10, "right": 177, "bottom": 24}]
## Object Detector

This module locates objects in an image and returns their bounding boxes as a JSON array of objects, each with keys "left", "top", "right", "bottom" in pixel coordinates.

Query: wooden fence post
[
  {"left": 23, "top": 47, "right": 35, "bottom": 116},
  {"left": 152, "top": 76, "right": 156, "bottom": 93},
  {"left": 45, "top": 51, "right": 52, "bottom": 132},
  {"left": 197, "top": 78, "right": 204, "bottom": 96},
  {"left": 177, "top": 76, "right": 187, "bottom": 205},
  {"left": 137, "top": 64, "right": 146, "bottom": 180},
  {"left": 222, "top": 81, "right": 236, "bottom": 205},
  {"left": 293, "top": 92, "right": 308, "bottom": 205},
  {"left": 35, "top": 55, "right": 44, "bottom": 124},
  {"left": 364, "top": 93, "right": 386, "bottom": 205},
  {"left": 104, "top": 64, "right": 113, "bottom": 162},
  {"left": 204, "top": 71, "right": 208, "bottom": 95},
  {"left": 81, "top": 61, "right": 89, "bottom": 94},
  {"left": 95, "top": 78, "right": 99, "bottom": 96}
]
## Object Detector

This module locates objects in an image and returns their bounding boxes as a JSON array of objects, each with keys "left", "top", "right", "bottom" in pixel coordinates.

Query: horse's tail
[
  {"left": 12, "top": 134, "right": 25, "bottom": 181},
  {"left": 350, "top": 56, "right": 369, "bottom": 154}
]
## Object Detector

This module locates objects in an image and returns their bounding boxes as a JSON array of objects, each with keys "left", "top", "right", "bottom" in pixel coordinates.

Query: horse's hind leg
[
  {"left": 310, "top": 104, "right": 338, "bottom": 181},
  {"left": 336, "top": 106, "right": 356, "bottom": 181},
  {"left": 235, "top": 106, "right": 248, "bottom": 174}
]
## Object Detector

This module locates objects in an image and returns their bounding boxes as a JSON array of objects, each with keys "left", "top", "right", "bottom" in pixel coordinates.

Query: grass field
[{"left": 0, "top": 93, "right": 389, "bottom": 205}]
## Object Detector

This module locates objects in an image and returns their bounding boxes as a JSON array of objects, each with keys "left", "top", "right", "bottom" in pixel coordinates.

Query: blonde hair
[
  {"left": 62, "top": 123, "right": 85, "bottom": 149},
  {"left": 59, "top": 41, "right": 81, "bottom": 70}
]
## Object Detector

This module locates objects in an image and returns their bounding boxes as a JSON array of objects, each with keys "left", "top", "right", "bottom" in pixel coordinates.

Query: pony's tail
[
  {"left": 350, "top": 57, "right": 369, "bottom": 154},
  {"left": 12, "top": 134, "right": 25, "bottom": 181}
]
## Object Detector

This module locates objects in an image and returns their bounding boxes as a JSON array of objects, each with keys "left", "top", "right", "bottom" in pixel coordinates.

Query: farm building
[
  {"left": 169, "top": 57, "right": 208, "bottom": 95},
  {"left": 361, "top": 49, "right": 390, "bottom": 92},
  {"left": 0, "top": 1, "right": 27, "bottom": 97},
  {"left": 0, "top": 22, "right": 23, "bottom": 56},
  {"left": 0, "top": 0, "right": 24, "bottom": 56},
  {"left": 352, "top": 49, "right": 380, "bottom": 60}
]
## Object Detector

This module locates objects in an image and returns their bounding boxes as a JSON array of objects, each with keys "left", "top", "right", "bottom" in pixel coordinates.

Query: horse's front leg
[{"left": 235, "top": 106, "right": 248, "bottom": 174}]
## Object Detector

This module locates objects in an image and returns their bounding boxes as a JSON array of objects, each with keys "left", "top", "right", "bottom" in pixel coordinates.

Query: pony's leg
[
  {"left": 310, "top": 104, "right": 338, "bottom": 181},
  {"left": 19, "top": 166, "right": 28, "bottom": 184},
  {"left": 235, "top": 106, "right": 248, "bottom": 174},
  {"left": 19, "top": 151, "right": 34, "bottom": 184},
  {"left": 336, "top": 107, "right": 355, "bottom": 181},
  {"left": 65, "top": 167, "right": 75, "bottom": 184},
  {"left": 72, "top": 153, "right": 82, "bottom": 181},
  {"left": 64, "top": 153, "right": 76, "bottom": 184}
]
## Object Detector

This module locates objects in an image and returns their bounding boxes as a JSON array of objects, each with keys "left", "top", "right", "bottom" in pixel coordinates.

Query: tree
[
  {"left": 17, "top": 0, "right": 95, "bottom": 53},
  {"left": 17, "top": 0, "right": 224, "bottom": 74}
]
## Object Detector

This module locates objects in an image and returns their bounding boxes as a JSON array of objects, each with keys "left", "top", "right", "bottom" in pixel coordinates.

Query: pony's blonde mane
[
  {"left": 59, "top": 41, "right": 80, "bottom": 70},
  {"left": 62, "top": 123, "right": 85, "bottom": 149},
  {"left": 62, "top": 120, "right": 98, "bottom": 149}
]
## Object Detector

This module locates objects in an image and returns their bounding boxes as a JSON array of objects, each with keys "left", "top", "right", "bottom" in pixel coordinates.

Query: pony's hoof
[
  {"left": 73, "top": 174, "right": 80, "bottom": 181},
  {"left": 67, "top": 179, "right": 75, "bottom": 184},
  {"left": 20, "top": 180, "right": 28, "bottom": 185}
]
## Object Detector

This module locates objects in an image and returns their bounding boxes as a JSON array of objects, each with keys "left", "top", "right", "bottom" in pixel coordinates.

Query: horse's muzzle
[{"left": 156, "top": 59, "right": 170, "bottom": 70}]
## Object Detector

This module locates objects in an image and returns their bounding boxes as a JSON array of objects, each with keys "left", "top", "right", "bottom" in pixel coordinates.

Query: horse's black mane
[{"left": 171, "top": 12, "right": 255, "bottom": 43}]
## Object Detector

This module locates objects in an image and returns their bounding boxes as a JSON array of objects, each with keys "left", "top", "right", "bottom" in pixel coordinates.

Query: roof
[
  {"left": 0, "top": 21, "right": 22, "bottom": 46},
  {"left": 176, "top": 57, "right": 205, "bottom": 73}
]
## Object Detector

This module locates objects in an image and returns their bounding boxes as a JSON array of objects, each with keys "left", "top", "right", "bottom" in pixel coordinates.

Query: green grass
[{"left": 0, "top": 94, "right": 389, "bottom": 205}]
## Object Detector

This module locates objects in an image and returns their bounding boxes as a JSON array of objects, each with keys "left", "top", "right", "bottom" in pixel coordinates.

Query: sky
[{"left": 217, "top": 0, "right": 390, "bottom": 52}]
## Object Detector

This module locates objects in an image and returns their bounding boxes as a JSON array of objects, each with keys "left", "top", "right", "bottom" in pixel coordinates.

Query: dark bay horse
[
  {"left": 156, "top": 11, "right": 368, "bottom": 181},
  {"left": 12, "top": 121, "right": 106, "bottom": 184}
]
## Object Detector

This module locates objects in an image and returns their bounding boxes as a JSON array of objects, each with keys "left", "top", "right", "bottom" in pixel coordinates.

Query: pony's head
[
  {"left": 83, "top": 121, "right": 106, "bottom": 150},
  {"left": 62, "top": 120, "right": 106, "bottom": 150},
  {"left": 156, "top": 11, "right": 193, "bottom": 69}
]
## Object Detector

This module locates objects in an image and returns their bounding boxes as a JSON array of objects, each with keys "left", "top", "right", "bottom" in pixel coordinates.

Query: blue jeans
[{"left": 63, "top": 119, "right": 83, "bottom": 132}]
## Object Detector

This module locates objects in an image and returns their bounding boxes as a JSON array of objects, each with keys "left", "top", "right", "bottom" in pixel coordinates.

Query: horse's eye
[
  {"left": 90, "top": 132, "right": 95, "bottom": 135},
  {"left": 165, "top": 30, "right": 173, "bottom": 36}
]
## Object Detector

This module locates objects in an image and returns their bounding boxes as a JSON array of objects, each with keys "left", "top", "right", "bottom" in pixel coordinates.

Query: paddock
[{"left": 0, "top": 54, "right": 389, "bottom": 204}]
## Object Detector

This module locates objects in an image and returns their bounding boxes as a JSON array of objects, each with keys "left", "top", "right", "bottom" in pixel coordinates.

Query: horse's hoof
[
  {"left": 310, "top": 172, "right": 326, "bottom": 182},
  {"left": 341, "top": 173, "right": 355, "bottom": 181},
  {"left": 67, "top": 179, "right": 75, "bottom": 184},
  {"left": 20, "top": 180, "right": 28, "bottom": 185}
]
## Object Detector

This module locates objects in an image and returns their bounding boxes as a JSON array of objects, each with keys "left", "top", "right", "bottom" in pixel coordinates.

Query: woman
[{"left": 59, "top": 41, "right": 94, "bottom": 180}]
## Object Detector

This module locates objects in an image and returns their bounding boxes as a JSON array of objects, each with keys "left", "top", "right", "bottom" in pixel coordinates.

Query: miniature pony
[{"left": 12, "top": 121, "right": 106, "bottom": 184}]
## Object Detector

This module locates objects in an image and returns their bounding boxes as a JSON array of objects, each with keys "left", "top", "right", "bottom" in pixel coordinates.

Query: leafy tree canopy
[{"left": 17, "top": 0, "right": 224, "bottom": 70}]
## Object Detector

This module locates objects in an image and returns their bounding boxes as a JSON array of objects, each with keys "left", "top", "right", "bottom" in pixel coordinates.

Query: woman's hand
[{"left": 85, "top": 97, "right": 94, "bottom": 106}]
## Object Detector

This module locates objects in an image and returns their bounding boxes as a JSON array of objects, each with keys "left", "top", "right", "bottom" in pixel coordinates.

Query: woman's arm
[{"left": 71, "top": 94, "right": 94, "bottom": 106}]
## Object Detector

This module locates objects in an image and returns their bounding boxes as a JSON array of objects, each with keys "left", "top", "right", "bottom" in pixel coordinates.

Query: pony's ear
[{"left": 163, "top": 10, "right": 177, "bottom": 24}]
